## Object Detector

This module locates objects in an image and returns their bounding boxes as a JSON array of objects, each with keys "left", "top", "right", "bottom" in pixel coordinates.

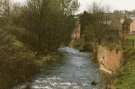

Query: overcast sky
[{"left": 14, "top": 0, "right": 135, "bottom": 12}]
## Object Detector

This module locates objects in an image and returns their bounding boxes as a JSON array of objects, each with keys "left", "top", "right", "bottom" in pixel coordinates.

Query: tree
[
  {"left": 12, "top": 0, "right": 78, "bottom": 55},
  {"left": 0, "top": 0, "right": 10, "bottom": 25},
  {"left": 60, "top": 0, "right": 79, "bottom": 15},
  {"left": 0, "top": 0, "right": 9, "bottom": 16}
]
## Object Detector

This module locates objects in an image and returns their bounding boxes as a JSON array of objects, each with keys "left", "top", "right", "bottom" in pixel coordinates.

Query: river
[{"left": 17, "top": 47, "right": 104, "bottom": 89}]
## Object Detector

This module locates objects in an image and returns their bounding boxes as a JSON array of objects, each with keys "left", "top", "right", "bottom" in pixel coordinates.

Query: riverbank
[
  {"left": 100, "top": 49, "right": 135, "bottom": 89},
  {"left": 116, "top": 49, "right": 135, "bottom": 89},
  {"left": 0, "top": 44, "right": 39, "bottom": 89},
  {"left": 0, "top": 46, "right": 62, "bottom": 89},
  {"left": 94, "top": 45, "right": 123, "bottom": 89},
  {"left": 0, "top": 28, "right": 62, "bottom": 89},
  {"left": 12, "top": 52, "right": 63, "bottom": 89}
]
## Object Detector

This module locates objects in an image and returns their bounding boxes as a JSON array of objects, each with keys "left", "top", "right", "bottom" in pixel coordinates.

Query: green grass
[
  {"left": 116, "top": 50, "right": 135, "bottom": 89},
  {"left": 127, "top": 35, "right": 135, "bottom": 40}
]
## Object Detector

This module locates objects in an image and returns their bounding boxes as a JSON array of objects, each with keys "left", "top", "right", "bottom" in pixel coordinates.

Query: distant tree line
[{"left": 80, "top": 3, "right": 122, "bottom": 51}]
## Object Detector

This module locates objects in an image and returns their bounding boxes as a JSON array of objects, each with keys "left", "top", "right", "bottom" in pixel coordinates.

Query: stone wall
[{"left": 97, "top": 45, "right": 123, "bottom": 74}]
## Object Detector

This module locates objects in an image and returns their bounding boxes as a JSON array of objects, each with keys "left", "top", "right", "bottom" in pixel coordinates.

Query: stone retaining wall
[{"left": 97, "top": 45, "right": 123, "bottom": 74}]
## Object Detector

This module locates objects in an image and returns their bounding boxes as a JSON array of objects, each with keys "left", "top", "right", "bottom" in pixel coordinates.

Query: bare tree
[
  {"left": 60, "top": 0, "right": 79, "bottom": 15},
  {"left": 0, "top": 0, "right": 10, "bottom": 16}
]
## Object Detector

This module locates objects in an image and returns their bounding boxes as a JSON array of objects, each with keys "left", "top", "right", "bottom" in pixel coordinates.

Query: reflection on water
[{"left": 31, "top": 47, "right": 103, "bottom": 89}]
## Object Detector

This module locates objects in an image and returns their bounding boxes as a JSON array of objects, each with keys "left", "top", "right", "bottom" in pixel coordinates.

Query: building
[
  {"left": 122, "top": 17, "right": 135, "bottom": 49},
  {"left": 130, "top": 19, "right": 135, "bottom": 34}
]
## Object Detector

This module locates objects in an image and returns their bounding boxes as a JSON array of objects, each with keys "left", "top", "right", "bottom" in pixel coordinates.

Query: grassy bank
[
  {"left": 0, "top": 28, "right": 39, "bottom": 89},
  {"left": 116, "top": 49, "right": 135, "bottom": 89},
  {"left": 0, "top": 49, "right": 40, "bottom": 88},
  {"left": 0, "top": 27, "right": 62, "bottom": 89},
  {"left": 0, "top": 44, "right": 61, "bottom": 89}
]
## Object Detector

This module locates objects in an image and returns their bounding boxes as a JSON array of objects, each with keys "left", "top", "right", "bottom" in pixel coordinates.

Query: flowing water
[{"left": 30, "top": 47, "right": 103, "bottom": 89}]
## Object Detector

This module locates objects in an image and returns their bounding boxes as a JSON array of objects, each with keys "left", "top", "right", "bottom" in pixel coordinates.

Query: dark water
[{"left": 30, "top": 47, "right": 103, "bottom": 89}]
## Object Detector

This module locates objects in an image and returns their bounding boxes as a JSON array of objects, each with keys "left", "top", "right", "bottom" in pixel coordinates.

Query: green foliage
[
  {"left": 0, "top": 28, "right": 39, "bottom": 89},
  {"left": 127, "top": 35, "right": 135, "bottom": 40},
  {"left": 11, "top": 0, "right": 77, "bottom": 54},
  {"left": 80, "top": 10, "right": 122, "bottom": 51},
  {"left": 0, "top": 0, "right": 79, "bottom": 88}
]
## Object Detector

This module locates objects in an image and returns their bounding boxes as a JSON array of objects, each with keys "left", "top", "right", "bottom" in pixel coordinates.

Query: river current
[{"left": 21, "top": 47, "right": 104, "bottom": 89}]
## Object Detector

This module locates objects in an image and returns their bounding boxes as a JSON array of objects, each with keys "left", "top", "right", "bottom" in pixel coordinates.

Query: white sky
[
  {"left": 78, "top": 0, "right": 135, "bottom": 13},
  {"left": 14, "top": 0, "right": 135, "bottom": 12}
]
